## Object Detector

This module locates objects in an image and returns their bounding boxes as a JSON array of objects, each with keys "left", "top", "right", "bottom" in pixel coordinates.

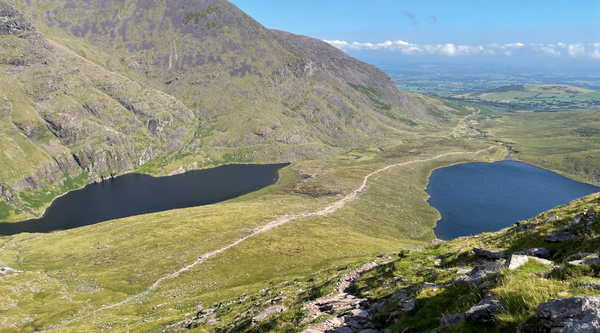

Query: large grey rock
[
  {"left": 473, "top": 248, "right": 505, "bottom": 260},
  {"left": 0, "top": 2, "right": 34, "bottom": 36},
  {"left": 505, "top": 255, "right": 552, "bottom": 270},
  {"left": 582, "top": 282, "right": 600, "bottom": 290},
  {"left": 569, "top": 257, "right": 600, "bottom": 266},
  {"left": 398, "top": 299, "right": 415, "bottom": 312},
  {"left": 350, "top": 309, "right": 369, "bottom": 318},
  {"left": 546, "top": 232, "right": 578, "bottom": 243},
  {"left": 464, "top": 293, "right": 505, "bottom": 323},
  {"left": 456, "top": 268, "right": 472, "bottom": 275},
  {"left": 440, "top": 312, "right": 464, "bottom": 327},
  {"left": 536, "top": 297, "right": 600, "bottom": 332},
  {"left": 514, "top": 247, "right": 551, "bottom": 259},
  {"left": 454, "top": 266, "right": 493, "bottom": 286},
  {"left": 252, "top": 306, "right": 286, "bottom": 323}
]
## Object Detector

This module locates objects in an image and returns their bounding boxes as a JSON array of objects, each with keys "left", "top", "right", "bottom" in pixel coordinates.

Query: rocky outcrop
[
  {"left": 473, "top": 248, "right": 505, "bottom": 260},
  {"left": 536, "top": 297, "right": 600, "bottom": 332},
  {"left": 569, "top": 257, "right": 600, "bottom": 266},
  {"left": 546, "top": 232, "right": 579, "bottom": 242},
  {"left": 252, "top": 306, "right": 286, "bottom": 323},
  {"left": 513, "top": 247, "right": 550, "bottom": 259},
  {"left": 0, "top": 2, "right": 33, "bottom": 36},
  {"left": 454, "top": 266, "right": 495, "bottom": 286},
  {"left": 505, "top": 255, "right": 552, "bottom": 270},
  {"left": 441, "top": 291, "right": 504, "bottom": 327}
]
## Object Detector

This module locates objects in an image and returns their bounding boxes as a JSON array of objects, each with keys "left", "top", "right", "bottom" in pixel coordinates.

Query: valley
[{"left": 0, "top": 1, "right": 599, "bottom": 332}]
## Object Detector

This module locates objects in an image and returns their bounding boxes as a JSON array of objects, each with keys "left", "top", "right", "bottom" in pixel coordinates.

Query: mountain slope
[{"left": 0, "top": 0, "right": 465, "bottom": 220}]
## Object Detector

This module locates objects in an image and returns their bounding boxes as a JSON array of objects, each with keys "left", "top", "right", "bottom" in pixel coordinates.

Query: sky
[{"left": 230, "top": 0, "right": 600, "bottom": 67}]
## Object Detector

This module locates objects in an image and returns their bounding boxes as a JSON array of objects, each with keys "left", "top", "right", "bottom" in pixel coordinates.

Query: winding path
[
  {"left": 453, "top": 109, "right": 481, "bottom": 138},
  {"left": 51, "top": 146, "right": 495, "bottom": 330}
]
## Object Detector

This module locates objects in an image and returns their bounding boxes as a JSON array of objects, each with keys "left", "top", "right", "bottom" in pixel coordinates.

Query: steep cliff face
[{"left": 0, "top": 0, "right": 450, "bottom": 217}]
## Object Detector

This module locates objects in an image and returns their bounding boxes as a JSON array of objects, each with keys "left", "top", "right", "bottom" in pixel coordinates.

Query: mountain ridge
[{"left": 0, "top": 0, "right": 465, "bottom": 221}]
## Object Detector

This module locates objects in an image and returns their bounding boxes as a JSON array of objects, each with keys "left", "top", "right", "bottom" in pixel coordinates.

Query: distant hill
[{"left": 453, "top": 84, "right": 600, "bottom": 111}]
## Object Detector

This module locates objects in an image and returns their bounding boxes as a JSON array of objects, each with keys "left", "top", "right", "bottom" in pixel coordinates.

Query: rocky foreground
[{"left": 146, "top": 193, "right": 600, "bottom": 332}]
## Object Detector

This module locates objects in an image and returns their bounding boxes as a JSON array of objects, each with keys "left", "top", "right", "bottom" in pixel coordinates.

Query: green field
[{"left": 453, "top": 84, "right": 600, "bottom": 111}]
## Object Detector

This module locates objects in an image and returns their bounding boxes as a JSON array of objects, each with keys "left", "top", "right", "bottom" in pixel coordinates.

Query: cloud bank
[{"left": 324, "top": 39, "right": 600, "bottom": 59}]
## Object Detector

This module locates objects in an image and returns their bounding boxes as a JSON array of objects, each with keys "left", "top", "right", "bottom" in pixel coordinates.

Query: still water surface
[
  {"left": 427, "top": 161, "right": 599, "bottom": 240},
  {"left": 0, "top": 163, "right": 288, "bottom": 236}
]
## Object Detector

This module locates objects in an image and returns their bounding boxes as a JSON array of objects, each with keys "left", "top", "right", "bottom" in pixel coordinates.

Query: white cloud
[{"left": 323, "top": 39, "right": 600, "bottom": 59}]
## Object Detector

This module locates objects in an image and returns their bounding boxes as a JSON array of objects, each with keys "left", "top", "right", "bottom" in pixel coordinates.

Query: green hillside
[
  {"left": 0, "top": 0, "right": 471, "bottom": 221},
  {"left": 453, "top": 84, "right": 600, "bottom": 111}
]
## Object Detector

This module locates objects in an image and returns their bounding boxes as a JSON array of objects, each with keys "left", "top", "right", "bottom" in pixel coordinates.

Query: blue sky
[{"left": 230, "top": 1, "right": 600, "bottom": 64}]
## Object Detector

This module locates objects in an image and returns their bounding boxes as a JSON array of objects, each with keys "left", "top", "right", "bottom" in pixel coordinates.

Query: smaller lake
[
  {"left": 0, "top": 163, "right": 288, "bottom": 236},
  {"left": 427, "top": 161, "right": 600, "bottom": 240}
]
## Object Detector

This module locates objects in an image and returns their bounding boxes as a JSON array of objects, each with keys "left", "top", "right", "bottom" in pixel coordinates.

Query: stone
[
  {"left": 440, "top": 312, "right": 464, "bottom": 327},
  {"left": 464, "top": 292, "right": 505, "bottom": 323},
  {"left": 252, "top": 305, "right": 286, "bottom": 323},
  {"left": 478, "top": 280, "right": 497, "bottom": 289},
  {"left": 350, "top": 309, "right": 369, "bottom": 318},
  {"left": 569, "top": 257, "right": 600, "bottom": 266},
  {"left": 358, "top": 330, "right": 378, "bottom": 333},
  {"left": 546, "top": 232, "right": 578, "bottom": 242},
  {"left": 430, "top": 238, "right": 444, "bottom": 244},
  {"left": 473, "top": 248, "right": 505, "bottom": 260},
  {"left": 333, "top": 328, "right": 352, "bottom": 333},
  {"left": 582, "top": 282, "right": 600, "bottom": 290},
  {"left": 536, "top": 297, "right": 600, "bottom": 332},
  {"left": 399, "top": 299, "right": 415, "bottom": 312},
  {"left": 454, "top": 266, "right": 493, "bottom": 286},
  {"left": 456, "top": 268, "right": 472, "bottom": 275},
  {"left": 546, "top": 216, "right": 559, "bottom": 222},
  {"left": 505, "top": 255, "right": 552, "bottom": 270},
  {"left": 513, "top": 247, "right": 551, "bottom": 259}
]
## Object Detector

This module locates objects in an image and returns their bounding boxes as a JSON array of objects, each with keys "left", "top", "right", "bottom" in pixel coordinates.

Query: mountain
[
  {"left": 0, "top": 0, "right": 462, "bottom": 219},
  {"left": 453, "top": 84, "right": 600, "bottom": 111}
]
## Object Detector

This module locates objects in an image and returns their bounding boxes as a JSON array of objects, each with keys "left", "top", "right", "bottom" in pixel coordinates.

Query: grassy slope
[
  {"left": 0, "top": 139, "right": 502, "bottom": 332},
  {"left": 347, "top": 192, "right": 600, "bottom": 333}
]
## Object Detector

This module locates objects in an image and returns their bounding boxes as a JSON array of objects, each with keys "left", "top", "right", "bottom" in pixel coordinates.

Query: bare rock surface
[
  {"left": 513, "top": 247, "right": 551, "bottom": 259},
  {"left": 546, "top": 232, "right": 579, "bottom": 242},
  {"left": 252, "top": 305, "right": 286, "bottom": 323},
  {"left": 473, "top": 248, "right": 505, "bottom": 260},
  {"left": 536, "top": 296, "right": 600, "bottom": 332},
  {"left": 454, "top": 266, "right": 494, "bottom": 286},
  {"left": 505, "top": 255, "right": 552, "bottom": 270}
]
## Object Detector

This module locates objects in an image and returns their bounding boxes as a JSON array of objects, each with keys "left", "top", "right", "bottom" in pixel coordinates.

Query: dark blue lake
[
  {"left": 0, "top": 163, "right": 288, "bottom": 236},
  {"left": 427, "top": 161, "right": 599, "bottom": 240}
]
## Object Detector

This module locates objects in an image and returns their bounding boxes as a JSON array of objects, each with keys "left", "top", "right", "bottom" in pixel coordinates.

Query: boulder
[
  {"left": 252, "top": 305, "right": 286, "bottom": 323},
  {"left": 536, "top": 297, "right": 600, "bottom": 332},
  {"left": 473, "top": 248, "right": 505, "bottom": 260},
  {"left": 513, "top": 247, "right": 551, "bottom": 259},
  {"left": 582, "top": 282, "right": 600, "bottom": 290},
  {"left": 479, "top": 280, "right": 497, "bottom": 289},
  {"left": 399, "top": 299, "right": 415, "bottom": 312},
  {"left": 464, "top": 292, "right": 505, "bottom": 323},
  {"left": 546, "top": 232, "right": 578, "bottom": 243},
  {"left": 440, "top": 312, "right": 464, "bottom": 327},
  {"left": 431, "top": 238, "right": 444, "bottom": 244},
  {"left": 569, "top": 257, "right": 600, "bottom": 266},
  {"left": 505, "top": 255, "right": 552, "bottom": 270},
  {"left": 454, "top": 266, "right": 493, "bottom": 286},
  {"left": 350, "top": 309, "right": 369, "bottom": 318},
  {"left": 456, "top": 268, "right": 472, "bottom": 275}
]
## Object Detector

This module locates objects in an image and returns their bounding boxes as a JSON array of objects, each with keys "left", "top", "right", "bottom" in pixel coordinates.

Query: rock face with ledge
[{"left": 536, "top": 297, "right": 600, "bottom": 332}]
